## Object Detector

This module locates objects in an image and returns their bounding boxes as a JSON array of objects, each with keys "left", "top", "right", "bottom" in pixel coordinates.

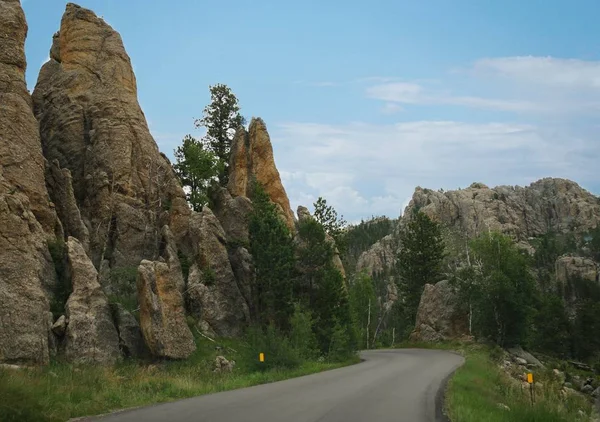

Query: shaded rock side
[
  {"left": 137, "top": 256, "right": 195, "bottom": 359},
  {"left": 228, "top": 119, "right": 295, "bottom": 232},
  {"left": 110, "top": 303, "right": 146, "bottom": 358},
  {"left": 32, "top": 3, "right": 188, "bottom": 269},
  {"left": 46, "top": 159, "right": 90, "bottom": 251},
  {"left": 0, "top": 0, "right": 57, "bottom": 365},
  {"left": 0, "top": 0, "right": 59, "bottom": 235},
  {"left": 184, "top": 208, "right": 249, "bottom": 337},
  {"left": 404, "top": 179, "right": 600, "bottom": 240},
  {"left": 211, "top": 187, "right": 253, "bottom": 244},
  {"left": 409, "top": 280, "right": 469, "bottom": 342},
  {"left": 64, "top": 237, "right": 121, "bottom": 364}
]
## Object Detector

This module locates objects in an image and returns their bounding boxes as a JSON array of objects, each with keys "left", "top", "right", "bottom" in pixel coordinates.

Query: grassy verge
[
  {"left": 0, "top": 336, "right": 359, "bottom": 422},
  {"left": 442, "top": 344, "right": 595, "bottom": 422}
]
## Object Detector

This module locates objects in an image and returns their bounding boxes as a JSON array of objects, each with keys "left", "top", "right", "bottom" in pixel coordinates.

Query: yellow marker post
[
  {"left": 259, "top": 353, "right": 265, "bottom": 363},
  {"left": 527, "top": 373, "right": 535, "bottom": 405}
]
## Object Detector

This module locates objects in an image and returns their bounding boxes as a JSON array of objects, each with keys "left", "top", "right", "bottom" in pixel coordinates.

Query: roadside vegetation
[
  {"left": 443, "top": 343, "right": 595, "bottom": 422},
  {"left": 0, "top": 330, "right": 359, "bottom": 422}
]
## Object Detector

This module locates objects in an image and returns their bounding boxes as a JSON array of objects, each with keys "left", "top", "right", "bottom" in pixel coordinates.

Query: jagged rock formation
[
  {"left": 0, "top": 0, "right": 59, "bottom": 365},
  {"left": 32, "top": 3, "right": 189, "bottom": 270},
  {"left": 137, "top": 253, "right": 195, "bottom": 359},
  {"left": 228, "top": 119, "right": 295, "bottom": 232},
  {"left": 211, "top": 187, "right": 253, "bottom": 244},
  {"left": 296, "top": 206, "right": 346, "bottom": 279},
  {"left": 184, "top": 209, "right": 248, "bottom": 337},
  {"left": 409, "top": 280, "right": 469, "bottom": 343},
  {"left": 64, "top": 237, "right": 121, "bottom": 364},
  {"left": 405, "top": 179, "right": 600, "bottom": 240}
]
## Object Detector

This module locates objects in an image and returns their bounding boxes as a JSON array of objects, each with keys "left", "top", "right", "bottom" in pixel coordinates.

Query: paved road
[{"left": 82, "top": 349, "right": 464, "bottom": 422}]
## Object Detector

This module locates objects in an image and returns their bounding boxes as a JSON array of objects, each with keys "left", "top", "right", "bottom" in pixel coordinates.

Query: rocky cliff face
[
  {"left": 0, "top": 0, "right": 59, "bottom": 365},
  {"left": 228, "top": 119, "right": 296, "bottom": 232},
  {"left": 32, "top": 3, "right": 189, "bottom": 271},
  {"left": 405, "top": 179, "right": 600, "bottom": 240}
]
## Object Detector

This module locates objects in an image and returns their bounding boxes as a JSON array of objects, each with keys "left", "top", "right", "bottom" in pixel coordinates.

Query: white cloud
[
  {"left": 271, "top": 120, "right": 598, "bottom": 222},
  {"left": 472, "top": 56, "right": 600, "bottom": 89},
  {"left": 380, "top": 103, "right": 404, "bottom": 114}
]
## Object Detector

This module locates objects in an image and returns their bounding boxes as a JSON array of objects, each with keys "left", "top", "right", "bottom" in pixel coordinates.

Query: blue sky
[{"left": 22, "top": 0, "right": 600, "bottom": 222}]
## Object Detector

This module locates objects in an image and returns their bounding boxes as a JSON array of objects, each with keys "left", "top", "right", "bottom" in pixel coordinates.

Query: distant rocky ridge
[{"left": 0, "top": 1, "right": 301, "bottom": 365}]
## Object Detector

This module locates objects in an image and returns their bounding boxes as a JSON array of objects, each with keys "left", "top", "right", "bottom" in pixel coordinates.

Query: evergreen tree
[
  {"left": 466, "top": 232, "right": 537, "bottom": 347},
  {"left": 248, "top": 182, "right": 297, "bottom": 329},
  {"left": 313, "top": 197, "right": 347, "bottom": 249},
  {"left": 396, "top": 211, "right": 445, "bottom": 323},
  {"left": 173, "top": 135, "right": 221, "bottom": 211},
  {"left": 195, "top": 84, "right": 245, "bottom": 185}
]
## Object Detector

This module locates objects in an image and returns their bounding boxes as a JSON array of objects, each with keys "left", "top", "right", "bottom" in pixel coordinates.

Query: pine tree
[
  {"left": 313, "top": 197, "right": 347, "bottom": 249},
  {"left": 396, "top": 211, "right": 445, "bottom": 323},
  {"left": 195, "top": 84, "right": 245, "bottom": 185},
  {"left": 173, "top": 135, "right": 221, "bottom": 211},
  {"left": 248, "top": 182, "right": 297, "bottom": 329}
]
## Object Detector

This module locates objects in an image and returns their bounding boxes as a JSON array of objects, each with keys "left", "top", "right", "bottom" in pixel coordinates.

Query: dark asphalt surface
[{"left": 79, "top": 349, "right": 464, "bottom": 422}]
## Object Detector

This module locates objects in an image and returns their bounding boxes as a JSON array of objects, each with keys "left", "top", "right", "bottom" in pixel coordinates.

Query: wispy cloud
[{"left": 365, "top": 56, "right": 600, "bottom": 115}]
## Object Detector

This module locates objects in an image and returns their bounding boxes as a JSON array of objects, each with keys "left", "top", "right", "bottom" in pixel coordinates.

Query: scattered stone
[
  {"left": 582, "top": 384, "right": 594, "bottom": 394},
  {"left": 564, "top": 382, "right": 574, "bottom": 389},
  {"left": 214, "top": 356, "right": 236, "bottom": 373},
  {"left": 497, "top": 403, "right": 510, "bottom": 411},
  {"left": 592, "top": 387, "right": 600, "bottom": 398},
  {"left": 0, "top": 364, "right": 23, "bottom": 371},
  {"left": 515, "top": 357, "right": 528, "bottom": 366},
  {"left": 51, "top": 315, "right": 68, "bottom": 337}
]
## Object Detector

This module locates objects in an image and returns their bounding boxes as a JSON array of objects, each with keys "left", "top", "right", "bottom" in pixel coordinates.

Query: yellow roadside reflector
[
  {"left": 259, "top": 352, "right": 265, "bottom": 362},
  {"left": 527, "top": 373, "right": 533, "bottom": 384}
]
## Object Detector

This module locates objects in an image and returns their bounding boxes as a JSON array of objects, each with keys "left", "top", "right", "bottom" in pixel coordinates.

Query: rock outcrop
[
  {"left": 356, "top": 235, "right": 398, "bottom": 279},
  {"left": 32, "top": 3, "right": 189, "bottom": 270},
  {"left": 137, "top": 254, "right": 195, "bottom": 359},
  {"left": 211, "top": 187, "right": 253, "bottom": 244},
  {"left": 184, "top": 209, "right": 248, "bottom": 337},
  {"left": 405, "top": 179, "right": 600, "bottom": 240},
  {"left": 64, "top": 237, "right": 121, "bottom": 364},
  {"left": 228, "top": 119, "right": 295, "bottom": 232},
  {"left": 409, "top": 280, "right": 469, "bottom": 343},
  {"left": 0, "top": 0, "right": 58, "bottom": 365},
  {"left": 556, "top": 256, "right": 599, "bottom": 284}
]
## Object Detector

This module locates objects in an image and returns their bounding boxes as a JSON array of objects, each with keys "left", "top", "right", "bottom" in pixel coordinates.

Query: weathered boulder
[
  {"left": 51, "top": 315, "right": 67, "bottom": 337},
  {"left": 409, "top": 280, "right": 469, "bottom": 342},
  {"left": 404, "top": 179, "right": 600, "bottom": 240},
  {"left": 184, "top": 209, "right": 249, "bottom": 336},
  {"left": 137, "top": 257, "right": 195, "bottom": 359},
  {"left": 228, "top": 119, "right": 295, "bottom": 232},
  {"left": 214, "top": 355, "right": 235, "bottom": 373},
  {"left": 110, "top": 303, "right": 146, "bottom": 358},
  {"left": 64, "top": 237, "right": 121, "bottom": 364},
  {"left": 507, "top": 346, "right": 544, "bottom": 368},
  {"left": 32, "top": 3, "right": 188, "bottom": 270}
]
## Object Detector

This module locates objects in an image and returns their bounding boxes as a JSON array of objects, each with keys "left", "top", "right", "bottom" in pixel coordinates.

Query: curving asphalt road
[{"left": 80, "top": 349, "right": 464, "bottom": 422}]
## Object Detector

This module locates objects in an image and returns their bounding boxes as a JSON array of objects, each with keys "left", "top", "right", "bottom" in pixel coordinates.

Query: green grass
[
  {"left": 443, "top": 344, "right": 595, "bottom": 422},
  {"left": 0, "top": 335, "right": 359, "bottom": 422}
]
